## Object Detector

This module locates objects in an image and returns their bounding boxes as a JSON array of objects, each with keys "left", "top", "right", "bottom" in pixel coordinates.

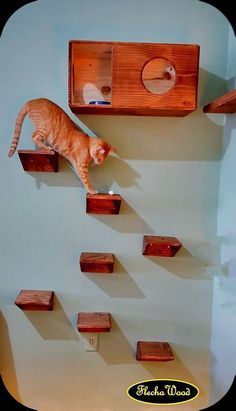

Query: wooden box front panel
[
  {"left": 80, "top": 252, "right": 114, "bottom": 273},
  {"left": 142, "top": 236, "right": 182, "bottom": 257},
  {"left": 112, "top": 43, "right": 200, "bottom": 116},
  {"left": 136, "top": 341, "right": 174, "bottom": 361},
  {"left": 77, "top": 312, "right": 111, "bottom": 332},
  {"left": 18, "top": 150, "right": 58, "bottom": 172},
  {"left": 86, "top": 193, "right": 122, "bottom": 214},
  {"left": 15, "top": 290, "right": 54, "bottom": 311}
]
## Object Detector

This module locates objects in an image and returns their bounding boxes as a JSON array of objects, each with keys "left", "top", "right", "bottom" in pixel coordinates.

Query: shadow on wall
[
  {"left": 98, "top": 318, "right": 137, "bottom": 365},
  {"left": 140, "top": 344, "right": 206, "bottom": 386},
  {"left": 98, "top": 318, "right": 208, "bottom": 409},
  {"left": 143, "top": 245, "right": 215, "bottom": 279},
  {"left": 76, "top": 69, "right": 226, "bottom": 163},
  {"left": 15, "top": 67, "right": 229, "bottom": 194},
  {"left": 0, "top": 311, "right": 21, "bottom": 402},
  {"left": 25, "top": 155, "right": 140, "bottom": 192},
  {"left": 87, "top": 199, "right": 154, "bottom": 234},
  {"left": 83, "top": 257, "right": 146, "bottom": 298},
  {"left": 140, "top": 343, "right": 208, "bottom": 409},
  {"left": 198, "top": 68, "right": 228, "bottom": 108},
  {"left": 221, "top": 102, "right": 236, "bottom": 158},
  {"left": 22, "top": 295, "right": 78, "bottom": 341}
]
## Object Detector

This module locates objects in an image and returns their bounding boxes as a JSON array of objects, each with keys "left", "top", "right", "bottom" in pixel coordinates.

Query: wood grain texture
[
  {"left": 142, "top": 235, "right": 182, "bottom": 257},
  {"left": 136, "top": 341, "right": 174, "bottom": 361},
  {"left": 86, "top": 193, "right": 122, "bottom": 214},
  {"left": 113, "top": 43, "right": 199, "bottom": 115},
  {"left": 77, "top": 312, "right": 111, "bottom": 332},
  {"left": 15, "top": 290, "right": 54, "bottom": 311},
  {"left": 80, "top": 252, "right": 115, "bottom": 273},
  {"left": 18, "top": 150, "right": 58, "bottom": 172},
  {"left": 69, "top": 40, "right": 200, "bottom": 117},
  {"left": 203, "top": 89, "right": 236, "bottom": 113}
]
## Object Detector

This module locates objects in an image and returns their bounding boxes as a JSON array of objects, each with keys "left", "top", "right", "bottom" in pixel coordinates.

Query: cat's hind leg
[{"left": 32, "top": 130, "right": 53, "bottom": 152}]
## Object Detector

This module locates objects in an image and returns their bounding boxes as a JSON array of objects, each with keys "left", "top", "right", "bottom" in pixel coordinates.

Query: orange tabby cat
[{"left": 8, "top": 98, "right": 115, "bottom": 193}]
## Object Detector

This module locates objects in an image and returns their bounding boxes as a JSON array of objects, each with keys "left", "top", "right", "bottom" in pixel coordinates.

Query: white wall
[
  {"left": 211, "top": 25, "right": 236, "bottom": 404},
  {"left": 0, "top": 1, "right": 231, "bottom": 410}
]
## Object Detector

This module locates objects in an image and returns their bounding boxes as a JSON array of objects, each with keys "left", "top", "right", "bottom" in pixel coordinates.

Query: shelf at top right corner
[{"left": 203, "top": 89, "right": 236, "bottom": 113}]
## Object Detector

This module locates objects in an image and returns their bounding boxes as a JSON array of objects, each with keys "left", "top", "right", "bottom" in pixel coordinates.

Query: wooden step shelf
[
  {"left": 15, "top": 290, "right": 54, "bottom": 311},
  {"left": 203, "top": 89, "right": 236, "bottom": 113},
  {"left": 69, "top": 40, "right": 200, "bottom": 117},
  {"left": 142, "top": 235, "right": 182, "bottom": 257},
  {"left": 86, "top": 193, "right": 122, "bottom": 214},
  {"left": 136, "top": 341, "right": 174, "bottom": 361},
  {"left": 80, "top": 252, "right": 115, "bottom": 273},
  {"left": 18, "top": 150, "right": 58, "bottom": 172},
  {"left": 77, "top": 312, "right": 111, "bottom": 332}
]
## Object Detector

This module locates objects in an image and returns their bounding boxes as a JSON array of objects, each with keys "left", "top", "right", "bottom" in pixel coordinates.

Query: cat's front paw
[{"left": 89, "top": 190, "right": 98, "bottom": 195}]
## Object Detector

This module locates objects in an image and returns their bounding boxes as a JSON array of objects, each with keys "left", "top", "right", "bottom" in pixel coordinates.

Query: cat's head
[{"left": 89, "top": 138, "right": 116, "bottom": 165}]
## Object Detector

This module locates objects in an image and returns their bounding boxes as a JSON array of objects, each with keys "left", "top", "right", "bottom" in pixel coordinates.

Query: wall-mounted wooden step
[
  {"left": 86, "top": 193, "right": 122, "bottom": 214},
  {"left": 15, "top": 290, "right": 54, "bottom": 311},
  {"left": 77, "top": 312, "right": 111, "bottom": 332},
  {"left": 80, "top": 252, "right": 115, "bottom": 273},
  {"left": 142, "top": 235, "right": 182, "bottom": 257},
  {"left": 203, "top": 89, "right": 236, "bottom": 113},
  {"left": 18, "top": 150, "right": 58, "bottom": 172},
  {"left": 136, "top": 341, "right": 174, "bottom": 361}
]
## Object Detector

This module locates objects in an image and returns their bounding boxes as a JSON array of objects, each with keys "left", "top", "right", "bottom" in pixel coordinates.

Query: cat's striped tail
[{"left": 8, "top": 104, "right": 28, "bottom": 157}]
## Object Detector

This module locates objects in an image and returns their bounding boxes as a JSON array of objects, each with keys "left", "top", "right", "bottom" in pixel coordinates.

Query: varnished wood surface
[
  {"left": 203, "top": 89, "right": 236, "bottom": 113},
  {"left": 77, "top": 312, "right": 111, "bottom": 332},
  {"left": 86, "top": 193, "right": 122, "bottom": 214},
  {"left": 142, "top": 235, "right": 182, "bottom": 257},
  {"left": 18, "top": 150, "right": 58, "bottom": 172},
  {"left": 15, "top": 290, "right": 54, "bottom": 311},
  {"left": 69, "top": 40, "right": 200, "bottom": 117},
  {"left": 80, "top": 252, "right": 115, "bottom": 273},
  {"left": 136, "top": 341, "right": 174, "bottom": 361},
  {"left": 69, "top": 103, "right": 194, "bottom": 116},
  {"left": 113, "top": 43, "right": 199, "bottom": 115}
]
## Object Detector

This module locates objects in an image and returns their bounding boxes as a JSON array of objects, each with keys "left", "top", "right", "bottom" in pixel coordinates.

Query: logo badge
[{"left": 127, "top": 379, "right": 199, "bottom": 405}]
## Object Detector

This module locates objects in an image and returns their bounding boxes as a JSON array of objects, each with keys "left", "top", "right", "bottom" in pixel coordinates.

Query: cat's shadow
[{"left": 28, "top": 155, "right": 139, "bottom": 191}]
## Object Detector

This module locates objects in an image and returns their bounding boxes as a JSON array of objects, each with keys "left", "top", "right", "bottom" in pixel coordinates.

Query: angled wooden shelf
[
  {"left": 69, "top": 40, "right": 200, "bottom": 117},
  {"left": 142, "top": 235, "right": 182, "bottom": 257},
  {"left": 86, "top": 193, "right": 122, "bottom": 214},
  {"left": 136, "top": 341, "right": 174, "bottom": 361},
  {"left": 203, "top": 89, "right": 236, "bottom": 113},
  {"left": 15, "top": 290, "right": 54, "bottom": 311},
  {"left": 18, "top": 150, "right": 58, "bottom": 172},
  {"left": 77, "top": 312, "right": 111, "bottom": 332},
  {"left": 80, "top": 252, "right": 115, "bottom": 273}
]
